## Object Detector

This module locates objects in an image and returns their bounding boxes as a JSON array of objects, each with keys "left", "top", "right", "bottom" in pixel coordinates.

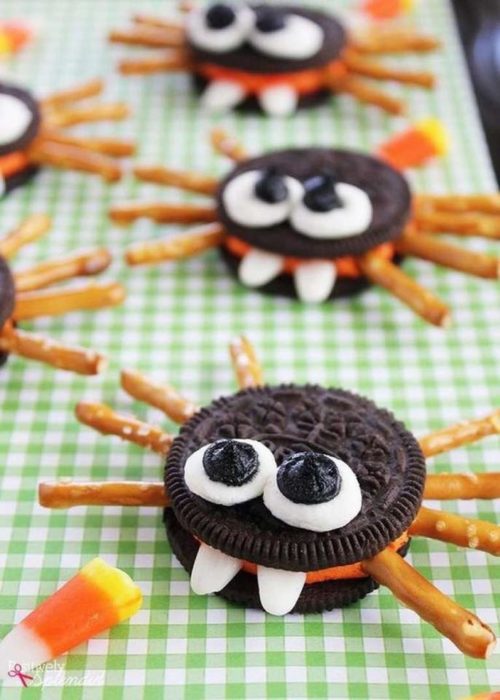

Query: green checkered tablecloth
[{"left": 0, "top": 0, "right": 499, "bottom": 697}]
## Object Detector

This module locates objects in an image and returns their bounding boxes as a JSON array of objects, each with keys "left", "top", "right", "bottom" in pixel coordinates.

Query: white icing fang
[
  {"left": 201, "top": 80, "right": 246, "bottom": 113},
  {"left": 257, "top": 566, "right": 306, "bottom": 616},
  {"left": 0, "top": 94, "right": 32, "bottom": 147},
  {"left": 239, "top": 249, "right": 284, "bottom": 288},
  {"left": 190, "top": 543, "right": 242, "bottom": 595},
  {"left": 294, "top": 261, "right": 337, "bottom": 303},
  {"left": 259, "top": 85, "right": 298, "bottom": 117}
]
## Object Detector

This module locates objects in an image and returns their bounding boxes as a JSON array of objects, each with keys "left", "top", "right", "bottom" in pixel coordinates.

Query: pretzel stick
[
  {"left": 343, "top": 50, "right": 435, "bottom": 88},
  {"left": 42, "top": 130, "right": 135, "bottom": 157},
  {"left": 121, "top": 368, "right": 198, "bottom": 423},
  {"left": 358, "top": 252, "right": 451, "bottom": 327},
  {"left": 14, "top": 282, "right": 125, "bottom": 321},
  {"left": 361, "top": 547, "right": 496, "bottom": 659},
  {"left": 229, "top": 336, "right": 264, "bottom": 389},
  {"left": 396, "top": 230, "right": 499, "bottom": 279},
  {"left": 15, "top": 248, "right": 112, "bottom": 292},
  {"left": 44, "top": 103, "right": 130, "bottom": 128},
  {"left": 119, "top": 52, "right": 192, "bottom": 75},
  {"left": 415, "top": 194, "right": 500, "bottom": 215},
  {"left": 109, "top": 26, "right": 184, "bottom": 48},
  {"left": 325, "top": 72, "right": 405, "bottom": 115},
  {"left": 419, "top": 411, "right": 500, "bottom": 458},
  {"left": 110, "top": 202, "right": 217, "bottom": 225},
  {"left": 424, "top": 473, "right": 500, "bottom": 500},
  {"left": 41, "top": 79, "right": 104, "bottom": 108},
  {"left": 211, "top": 128, "right": 248, "bottom": 161},
  {"left": 133, "top": 14, "right": 185, "bottom": 35},
  {"left": 0, "top": 214, "right": 51, "bottom": 259},
  {"left": 75, "top": 401, "right": 173, "bottom": 454},
  {"left": 351, "top": 29, "right": 441, "bottom": 54},
  {"left": 134, "top": 165, "right": 218, "bottom": 195},
  {"left": 414, "top": 211, "right": 500, "bottom": 240},
  {"left": 39, "top": 481, "right": 168, "bottom": 509},
  {"left": 410, "top": 506, "right": 500, "bottom": 556},
  {"left": 29, "top": 141, "right": 122, "bottom": 182},
  {"left": 125, "top": 223, "right": 225, "bottom": 266},
  {"left": 0, "top": 326, "right": 105, "bottom": 375}
]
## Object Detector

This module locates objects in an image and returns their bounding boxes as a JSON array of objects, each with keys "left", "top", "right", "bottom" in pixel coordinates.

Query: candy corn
[
  {"left": 377, "top": 119, "right": 449, "bottom": 170},
  {"left": 0, "top": 558, "right": 142, "bottom": 678},
  {"left": 361, "top": 0, "right": 414, "bottom": 21},
  {"left": 0, "top": 21, "right": 33, "bottom": 56}
]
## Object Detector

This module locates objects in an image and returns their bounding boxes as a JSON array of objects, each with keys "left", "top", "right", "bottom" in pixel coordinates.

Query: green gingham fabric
[{"left": 0, "top": 1, "right": 499, "bottom": 698}]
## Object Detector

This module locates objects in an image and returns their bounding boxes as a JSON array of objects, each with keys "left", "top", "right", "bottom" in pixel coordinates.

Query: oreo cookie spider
[
  {"left": 0, "top": 79, "right": 134, "bottom": 198},
  {"left": 0, "top": 215, "right": 125, "bottom": 374},
  {"left": 109, "top": 1, "right": 439, "bottom": 117},
  {"left": 111, "top": 124, "right": 500, "bottom": 327},
  {"left": 40, "top": 337, "right": 500, "bottom": 659}
]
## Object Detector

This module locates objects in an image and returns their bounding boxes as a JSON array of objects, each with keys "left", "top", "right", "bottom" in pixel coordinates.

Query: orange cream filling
[
  {"left": 0, "top": 151, "right": 30, "bottom": 179},
  {"left": 224, "top": 235, "right": 396, "bottom": 279},
  {"left": 196, "top": 59, "right": 347, "bottom": 96}
]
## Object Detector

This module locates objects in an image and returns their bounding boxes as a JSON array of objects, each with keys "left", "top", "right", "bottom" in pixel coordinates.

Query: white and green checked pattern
[{"left": 0, "top": 1, "right": 499, "bottom": 697}]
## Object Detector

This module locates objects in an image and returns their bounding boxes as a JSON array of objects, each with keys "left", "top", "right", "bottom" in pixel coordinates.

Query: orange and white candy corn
[
  {"left": 0, "top": 21, "right": 33, "bottom": 56},
  {"left": 361, "top": 0, "right": 414, "bottom": 21},
  {"left": 0, "top": 558, "right": 142, "bottom": 678},
  {"left": 378, "top": 118, "right": 449, "bottom": 170}
]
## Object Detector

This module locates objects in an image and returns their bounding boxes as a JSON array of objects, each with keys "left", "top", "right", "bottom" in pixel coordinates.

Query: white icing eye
[
  {"left": 223, "top": 169, "right": 303, "bottom": 227},
  {"left": 290, "top": 173, "right": 373, "bottom": 240},
  {"left": 187, "top": 3, "right": 254, "bottom": 53},
  {"left": 249, "top": 9, "right": 324, "bottom": 60},
  {"left": 263, "top": 452, "right": 362, "bottom": 533},
  {"left": 0, "top": 94, "right": 34, "bottom": 149},
  {"left": 184, "top": 438, "right": 277, "bottom": 506}
]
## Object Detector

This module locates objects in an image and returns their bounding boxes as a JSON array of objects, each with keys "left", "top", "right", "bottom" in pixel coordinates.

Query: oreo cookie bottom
[
  {"left": 165, "top": 509, "right": 387, "bottom": 614},
  {"left": 4, "top": 166, "right": 39, "bottom": 197}
]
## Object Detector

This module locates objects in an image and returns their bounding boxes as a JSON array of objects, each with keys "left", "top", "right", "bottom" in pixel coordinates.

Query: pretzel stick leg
[
  {"left": 229, "top": 336, "right": 264, "bottom": 389},
  {"left": 410, "top": 506, "right": 500, "bottom": 556},
  {"left": 414, "top": 211, "right": 500, "bottom": 240},
  {"left": 44, "top": 103, "right": 130, "bottom": 128},
  {"left": 121, "top": 369, "right": 198, "bottom": 423},
  {"left": 362, "top": 547, "right": 496, "bottom": 659},
  {"left": 29, "top": 141, "right": 122, "bottom": 182},
  {"left": 110, "top": 202, "right": 217, "bottom": 226},
  {"left": 109, "top": 27, "right": 184, "bottom": 48},
  {"left": 211, "top": 128, "right": 248, "bottom": 162},
  {"left": 420, "top": 411, "right": 500, "bottom": 458},
  {"left": 132, "top": 14, "right": 185, "bottom": 34},
  {"left": 0, "top": 214, "right": 51, "bottom": 259},
  {"left": 425, "top": 473, "right": 500, "bottom": 500},
  {"left": 42, "top": 130, "right": 135, "bottom": 158},
  {"left": 415, "top": 194, "right": 500, "bottom": 215},
  {"left": 39, "top": 481, "right": 168, "bottom": 509},
  {"left": 125, "top": 223, "right": 225, "bottom": 266},
  {"left": 75, "top": 402, "right": 173, "bottom": 454},
  {"left": 396, "top": 230, "right": 499, "bottom": 279},
  {"left": 326, "top": 73, "right": 405, "bottom": 115},
  {"left": 134, "top": 165, "right": 218, "bottom": 196},
  {"left": 0, "top": 326, "right": 105, "bottom": 375},
  {"left": 358, "top": 253, "right": 451, "bottom": 327},
  {"left": 343, "top": 50, "right": 435, "bottom": 88},
  {"left": 14, "top": 282, "right": 125, "bottom": 321},
  {"left": 119, "top": 53, "right": 192, "bottom": 75},
  {"left": 350, "top": 29, "right": 441, "bottom": 54},
  {"left": 41, "top": 79, "right": 104, "bottom": 109},
  {"left": 15, "top": 248, "right": 112, "bottom": 292}
]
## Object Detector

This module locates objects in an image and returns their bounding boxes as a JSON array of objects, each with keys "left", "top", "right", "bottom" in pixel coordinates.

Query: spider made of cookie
[
  {"left": 40, "top": 337, "right": 500, "bottom": 659},
  {"left": 0, "top": 79, "right": 135, "bottom": 198},
  {"left": 109, "top": 1, "right": 439, "bottom": 117},
  {"left": 109, "top": 123, "right": 500, "bottom": 327},
  {"left": 0, "top": 215, "right": 125, "bottom": 374}
]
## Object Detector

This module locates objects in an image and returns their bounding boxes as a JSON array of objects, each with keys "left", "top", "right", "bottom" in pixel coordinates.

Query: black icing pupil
[
  {"left": 277, "top": 452, "right": 341, "bottom": 505},
  {"left": 206, "top": 3, "right": 236, "bottom": 29},
  {"left": 303, "top": 173, "right": 343, "bottom": 212},
  {"left": 254, "top": 168, "right": 288, "bottom": 204},
  {"left": 203, "top": 440, "right": 259, "bottom": 487},
  {"left": 255, "top": 7, "right": 287, "bottom": 33}
]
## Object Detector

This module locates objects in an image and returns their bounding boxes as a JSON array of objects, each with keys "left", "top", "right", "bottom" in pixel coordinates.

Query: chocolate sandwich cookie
[
  {"left": 165, "top": 385, "right": 425, "bottom": 614},
  {"left": 0, "top": 256, "right": 15, "bottom": 367},
  {"left": 0, "top": 82, "right": 41, "bottom": 157}
]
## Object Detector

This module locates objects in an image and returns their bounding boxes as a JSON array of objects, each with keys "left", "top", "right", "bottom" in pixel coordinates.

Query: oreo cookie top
[
  {"left": 216, "top": 148, "right": 412, "bottom": 259},
  {"left": 187, "top": 4, "right": 346, "bottom": 74},
  {"left": 0, "top": 82, "right": 41, "bottom": 157},
  {"left": 166, "top": 385, "right": 426, "bottom": 572},
  {"left": 0, "top": 256, "right": 15, "bottom": 327}
]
